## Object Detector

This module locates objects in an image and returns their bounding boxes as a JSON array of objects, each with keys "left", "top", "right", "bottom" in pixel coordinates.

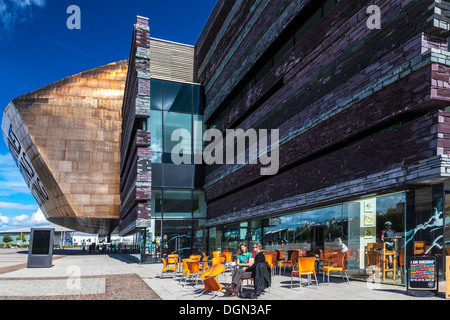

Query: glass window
[
  {"left": 345, "top": 193, "right": 405, "bottom": 284},
  {"left": 193, "top": 220, "right": 207, "bottom": 254},
  {"left": 152, "top": 152, "right": 162, "bottom": 164},
  {"left": 151, "top": 79, "right": 163, "bottom": 110},
  {"left": 193, "top": 191, "right": 206, "bottom": 218},
  {"left": 146, "top": 219, "right": 162, "bottom": 260},
  {"left": 147, "top": 110, "right": 163, "bottom": 162},
  {"left": 209, "top": 227, "right": 221, "bottom": 253},
  {"left": 193, "top": 85, "right": 204, "bottom": 115},
  {"left": 162, "top": 189, "right": 192, "bottom": 219},
  {"left": 161, "top": 219, "right": 193, "bottom": 256},
  {"left": 151, "top": 189, "right": 162, "bottom": 219},
  {"left": 193, "top": 115, "right": 206, "bottom": 161},
  {"left": 250, "top": 220, "right": 265, "bottom": 247},
  {"left": 163, "top": 81, "right": 193, "bottom": 113},
  {"left": 163, "top": 111, "right": 192, "bottom": 161},
  {"left": 445, "top": 183, "right": 450, "bottom": 258},
  {"left": 266, "top": 212, "right": 301, "bottom": 248}
]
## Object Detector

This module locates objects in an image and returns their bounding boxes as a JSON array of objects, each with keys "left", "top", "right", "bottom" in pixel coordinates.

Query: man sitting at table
[{"left": 224, "top": 243, "right": 265, "bottom": 297}]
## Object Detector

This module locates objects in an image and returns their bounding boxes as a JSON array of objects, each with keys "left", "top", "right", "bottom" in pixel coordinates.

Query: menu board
[{"left": 408, "top": 255, "right": 438, "bottom": 292}]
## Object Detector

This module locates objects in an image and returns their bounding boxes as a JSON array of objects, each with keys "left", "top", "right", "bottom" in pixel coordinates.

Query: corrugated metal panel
[{"left": 150, "top": 38, "right": 195, "bottom": 83}]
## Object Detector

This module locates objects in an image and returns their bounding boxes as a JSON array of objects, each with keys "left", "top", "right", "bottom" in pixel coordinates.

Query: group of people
[
  {"left": 223, "top": 239, "right": 348, "bottom": 297},
  {"left": 221, "top": 221, "right": 397, "bottom": 297},
  {"left": 223, "top": 242, "right": 266, "bottom": 297}
]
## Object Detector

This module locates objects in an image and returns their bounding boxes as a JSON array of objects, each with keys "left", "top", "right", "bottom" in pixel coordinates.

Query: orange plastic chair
[
  {"left": 209, "top": 256, "right": 226, "bottom": 279},
  {"left": 291, "top": 257, "right": 319, "bottom": 291},
  {"left": 221, "top": 252, "right": 232, "bottom": 264},
  {"left": 322, "top": 252, "right": 349, "bottom": 285},
  {"left": 160, "top": 258, "right": 177, "bottom": 279},
  {"left": 198, "top": 264, "right": 226, "bottom": 298},
  {"left": 212, "top": 251, "right": 221, "bottom": 259},
  {"left": 276, "top": 249, "right": 285, "bottom": 262},
  {"left": 221, "top": 251, "right": 234, "bottom": 274},
  {"left": 279, "top": 250, "right": 299, "bottom": 275},
  {"left": 179, "top": 258, "right": 190, "bottom": 283},
  {"left": 167, "top": 254, "right": 179, "bottom": 271},
  {"left": 265, "top": 254, "right": 275, "bottom": 277},
  {"left": 197, "top": 263, "right": 226, "bottom": 299},
  {"left": 202, "top": 252, "right": 209, "bottom": 261},
  {"left": 211, "top": 256, "right": 222, "bottom": 267},
  {"left": 190, "top": 255, "right": 201, "bottom": 261},
  {"left": 184, "top": 261, "right": 205, "bottom": 288}
]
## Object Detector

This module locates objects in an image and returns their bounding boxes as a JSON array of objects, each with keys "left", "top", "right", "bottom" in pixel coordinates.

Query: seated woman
[{"left": 236, "top": 243, "right": 253, "bottom": 270}]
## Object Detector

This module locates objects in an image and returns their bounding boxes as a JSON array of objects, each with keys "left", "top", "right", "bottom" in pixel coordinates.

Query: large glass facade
[
  {"left": 208, "top": 186, "right": 450, "bottom": 285},
  {"left": 208, "top": 192, "right": 408, "bottom": 284},
  {"left": 149, "top": 78, "right": 204, "bottom": 164},
  {"left": 143, "top": 78, "right": 206, "bottom": 262}
]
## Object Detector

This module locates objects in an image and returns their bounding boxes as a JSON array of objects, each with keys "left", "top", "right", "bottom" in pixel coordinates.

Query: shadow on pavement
[{"left": 107, "top": 253, "right": 141, "bottom": 264}]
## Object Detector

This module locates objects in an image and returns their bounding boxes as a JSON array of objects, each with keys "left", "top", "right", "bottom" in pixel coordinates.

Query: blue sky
[{"left": 0, "top": 0, "right": 216, "bottom": 231}]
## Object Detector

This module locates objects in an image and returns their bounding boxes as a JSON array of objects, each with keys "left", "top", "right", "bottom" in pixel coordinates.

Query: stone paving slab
[{"left": 0, "top": 278, "right": 106, "bottom": 296}]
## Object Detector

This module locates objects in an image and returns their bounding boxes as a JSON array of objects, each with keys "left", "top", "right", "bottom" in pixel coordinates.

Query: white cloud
[
  {"left": 0, "top": 0, "right": 46, "bottom": 38},
  {"left": 0, "top": 213, "right": 9, "bottom": 226},
  {"left": 0, "top": 208, "right": 48, "bottom": 230},
  {"left": 10, "top": 213, "right": 28, "bottom": 225},
  {"left": 0, "top": 201, "right": 38, "bottom": 210},
  {"left": 29, "top": 208, "right": 47, "bottom": 224}
]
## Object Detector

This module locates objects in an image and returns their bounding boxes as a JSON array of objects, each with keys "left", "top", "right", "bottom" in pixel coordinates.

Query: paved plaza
[{"left": 0, "top": 248, "right": 446, "bottom": 301}]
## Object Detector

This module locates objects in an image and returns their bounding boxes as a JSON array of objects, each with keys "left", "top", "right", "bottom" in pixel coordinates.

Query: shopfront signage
[{"left": 407, "top": 255, "right": 438, "bottom": 296}]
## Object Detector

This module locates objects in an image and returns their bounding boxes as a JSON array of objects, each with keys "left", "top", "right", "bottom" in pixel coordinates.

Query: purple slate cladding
[
  {"left": 196, "top": 0, "right": 450, "bottom": 227},
  {"left": 138, "top": 78, "right": 150, "bottom": 96},
  {"left": 119, "top": 16, "right": 152, "bottom": 236}
]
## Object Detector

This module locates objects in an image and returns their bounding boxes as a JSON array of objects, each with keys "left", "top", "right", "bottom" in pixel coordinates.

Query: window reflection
[
  {"left": 163, "top": 111, "right": 192, "bottom": 156},
  {"left": 148, "top": 110, "right": 163, "bottom": 158},
  {"left": 150, "top": 79, "right": 163, "bottom": 110},
  {"left": 162, "top": 189, "right": 192, "bottom": 219},
  {"left": 239, "top": 193, "right": 406, "bottom": 285},
  {"left": 162, "top": 81, "right": 193, "bottom": 113}
]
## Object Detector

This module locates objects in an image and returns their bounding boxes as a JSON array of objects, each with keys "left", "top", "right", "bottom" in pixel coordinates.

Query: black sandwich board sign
[
  {"left": 27, "top": 228, "right": 54, "bottom": 268},
  {"left": 407, "top": 255, "right": 439, "bottom": 297}
]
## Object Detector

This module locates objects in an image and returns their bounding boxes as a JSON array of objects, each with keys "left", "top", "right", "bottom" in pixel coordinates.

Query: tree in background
[
  {"left": 2, "top": 235, "right": 13, "bottom": 244},
  {"left": 16, "top": 233, "right": 26, "bottom": 243}
]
